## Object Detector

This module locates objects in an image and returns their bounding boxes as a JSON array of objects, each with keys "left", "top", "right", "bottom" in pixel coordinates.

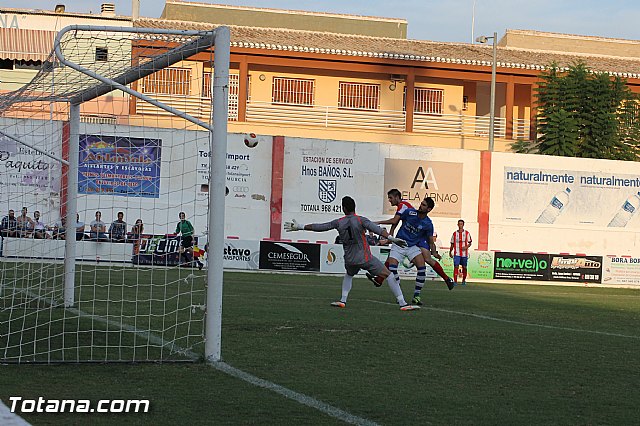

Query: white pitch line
[
  {"left": 366, "top": 299, "right": 640, "bottom": 340},
  {"left": 0, "top": 400, "right": 30, "bottom": 426},
  {"left": 86, "top": 308, "right": 379, "bottom": 425},
  {"left": 19, "top": 290, "right": 377, "bottom": 426},
  {"left": 211, "top": 361, "right": 379, "bottom": 426},
  {"left": 226, "top": 291, "right": 640, "bottom": 340},
  {"left": 517, "top": 291, "right": 640, "bottom": 298},
  {"left": 226, "top": 294, "right": 640, "bottom": 341}
]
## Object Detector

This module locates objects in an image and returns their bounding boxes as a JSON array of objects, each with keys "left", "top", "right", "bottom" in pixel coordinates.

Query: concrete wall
[
  {"left": 0, "top": 10, "right": 131, "bottom": 32},
  {"left": 499, "top": 29, "right": 640, "bottom": 58},
  {"left": 161, "top": 2, "right": 407, "bottom": 39},
  {"left": 4, "top": 119, "right": 640, "bottom": 256}
]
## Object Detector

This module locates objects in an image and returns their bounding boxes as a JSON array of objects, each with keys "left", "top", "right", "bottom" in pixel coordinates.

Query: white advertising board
[
  {"left": 282, "top": 137, "right": 481, "bottom": 243},
  {"left": 222, "top": 239, "right": 261, "bottom": 270},
  {"left": 0, "top": 120, "right": 63, "bottom": 222},
  {"left": 602, "top": 256, "right": 640, "bottom": 286},
  {"left": 2, "top": 238, "right": 131, "bottom": 262},
  {"left": 490, "top": 152, "right": 640, "bottom": 254},
  {"left": 196, "top": 133, "right": 271, "bottom": 206},
  {"left": 319, "top": 244, "right": 388, "bottom": 275},
  {"left": 196, "top": 133, "right": 272, "bottom": 239},
  {"left": 502, "top": 166, "right": 640, "bottom": 228}
]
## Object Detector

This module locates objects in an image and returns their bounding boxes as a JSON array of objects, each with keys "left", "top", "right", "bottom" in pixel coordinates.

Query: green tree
[
  {"left": 512, "top": 61, "right": 640, "bottom": 160},
  {"left": 537, "top": 108, "right": 578, "bottom": 156},
  {"left": 509, "top": 138, "right": 539, "bottom": 154}
]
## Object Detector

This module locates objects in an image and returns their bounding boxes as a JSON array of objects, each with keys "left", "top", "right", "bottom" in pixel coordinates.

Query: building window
[
  {"left": 413, "top": 87, "right": 444, "bottom": 115},
  {"left": 202, "top": 72, "right": 248, "bottom": 121},
  {"left": 0, "top": 58, "right": 13, "bottom": 69},
  {"left": 272, "top": 77, "right": 315, "bottom": 106},
  {"left": 228, "top": 74, "right": 240, "bottom": 120},
  {"left": 338, "top": 82, "right": 380, "bottom": 110},
  {"left": 13, "top": 60, "right": 44, "bottom": 70},
  {"left": 202, "top": 72, "right": 248, "bottom": 100},
  {"left": 140, "top": 67, "right": 191, "bottom": 96},
  {"left": 95, "top": 47, "right": 108, "bottom": 62},
  {"left": 202, "top": 71, "right": 212, "bottom": 98}
]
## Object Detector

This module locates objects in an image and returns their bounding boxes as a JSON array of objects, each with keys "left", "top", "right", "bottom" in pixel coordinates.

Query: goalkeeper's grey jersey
[{"left": 310, "top": 214, "right": 384, "bottom": 266}]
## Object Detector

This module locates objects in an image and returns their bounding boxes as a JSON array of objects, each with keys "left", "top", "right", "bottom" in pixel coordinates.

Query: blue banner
[{"left": 78, "top": 135, "right": 161, "bottom": 198}]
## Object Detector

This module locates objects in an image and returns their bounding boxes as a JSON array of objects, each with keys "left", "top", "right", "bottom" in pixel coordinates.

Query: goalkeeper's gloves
[
  {"left": 387, "top": 236, "right": 407, "bottom": 247},
  {"left": 284, "top": 219, "right": 304, "bottom": 232}
]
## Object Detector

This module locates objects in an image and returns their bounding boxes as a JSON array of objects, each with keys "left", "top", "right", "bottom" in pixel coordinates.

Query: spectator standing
[{"left": 130, "top": 219, "right": 144, "bottom": 241}]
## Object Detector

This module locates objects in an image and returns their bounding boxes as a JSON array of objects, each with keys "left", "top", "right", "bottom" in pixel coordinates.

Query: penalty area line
[
  {"left": 74, "top": 308, "right": 379, "bottom": 425},
  {"left": 70, "top": 308, "right": 380, "bottom": 425},
  {"left": 365, "top": 299, "right": 640, "bottom": 340},
  {"left": 19, "top": 290, "right": 378, "bottom": 425},
  {"left": 0, "top": 400, "right": 31, "bottom": 426},
  {"left": 210, "top": 361, "right": 379, "bottom": 426}
]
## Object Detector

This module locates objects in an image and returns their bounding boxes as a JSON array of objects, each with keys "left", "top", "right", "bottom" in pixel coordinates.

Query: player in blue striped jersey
[{"left": 378, "top": 197, "right": 455, "bottom": 305}]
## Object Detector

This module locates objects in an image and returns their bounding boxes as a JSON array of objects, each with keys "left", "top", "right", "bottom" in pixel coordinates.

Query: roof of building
[
  {"left": 161, "top": 1, "right": 407, "bottom": 39},
  {"left": 504, "top": 29, "right": 640, "bottom": 46},
  {"left": 499, "top": 29, "right": 640, "bottom": 60},
  {"left": 163, "top": 1, "right": 406, "bottom": 23},
  {"left": 136, "top": 18, "right": 640, "bottom": 80},
  {"left": 0, "top": 6, "right": 131, "bottom": 21}
]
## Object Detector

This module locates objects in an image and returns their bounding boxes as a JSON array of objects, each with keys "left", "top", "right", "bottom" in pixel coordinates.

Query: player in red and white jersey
[
  {"left": 449, "top": 219, "right": 473, "bottom": 285},
  {"left": 382, "top": 190, "right": 455, "bottom": 299},
  {"left": 396, "top": 200, "right": 413, "bottom": 214},
  {"left": 387, "top": 189, "right": 442, "bottom": 262},
  {"left": 387, "top": 189, "right": 413, "bottom": 237}
]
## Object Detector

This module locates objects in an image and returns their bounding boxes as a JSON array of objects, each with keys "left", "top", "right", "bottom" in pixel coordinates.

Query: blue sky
[{"left": 2, "top": 0, "right": 639, "bottom": 43}]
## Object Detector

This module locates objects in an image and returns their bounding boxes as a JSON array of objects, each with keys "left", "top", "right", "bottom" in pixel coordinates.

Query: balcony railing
[
  {"left": 133, "top": 96, "right": 531, "bottom": 140},
  {"left": 247, "top": 102, "right": 521, "bottom": 139},
  {"left": 513, "top": 118, "right": 532, "bottom": 140},
  {"left": 412, "top": 113, "right": 506, "bottom": 138},
  {"left": 134, "top": 94, "right": 238, "bottom": 121},
  {"left": 80, "top": 114, "right": 117, "bottom": 125},
  {"left": 246, "top": 101, "right": 406, "bottom": 131}
]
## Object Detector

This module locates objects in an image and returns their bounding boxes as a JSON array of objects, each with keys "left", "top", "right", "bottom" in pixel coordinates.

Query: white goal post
[{"left": 0, "top": 25, "right": 230, "bottom": 363}]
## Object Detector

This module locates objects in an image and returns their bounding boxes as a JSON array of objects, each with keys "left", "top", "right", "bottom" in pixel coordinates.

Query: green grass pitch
[{"left": 1, "top": 267, "right": 639, "bottom": 424}]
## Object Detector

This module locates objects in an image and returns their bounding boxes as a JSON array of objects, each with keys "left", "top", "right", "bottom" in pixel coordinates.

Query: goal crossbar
[{"left": 55, "top": 25, "right": 218, "bottom": 131}]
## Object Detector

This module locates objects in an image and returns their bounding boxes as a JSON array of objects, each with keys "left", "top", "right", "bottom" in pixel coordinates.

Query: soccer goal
[{"left": 0, "top": 25, "right": 230, "bottom": 363}]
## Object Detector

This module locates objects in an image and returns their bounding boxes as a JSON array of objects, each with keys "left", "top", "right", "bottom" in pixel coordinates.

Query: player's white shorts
[{"left": 388, "top": 244, "right": 422, "bottom": 263}]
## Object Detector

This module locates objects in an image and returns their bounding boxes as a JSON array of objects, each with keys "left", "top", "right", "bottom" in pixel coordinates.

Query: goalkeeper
[{"left": 285, "top": 196, "right": 419, "bottom": 311}]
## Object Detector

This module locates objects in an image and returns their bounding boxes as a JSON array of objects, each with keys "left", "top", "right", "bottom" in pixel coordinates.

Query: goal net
[{"left": 0, "top": 25, "right": 230, "bottom": 363}]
